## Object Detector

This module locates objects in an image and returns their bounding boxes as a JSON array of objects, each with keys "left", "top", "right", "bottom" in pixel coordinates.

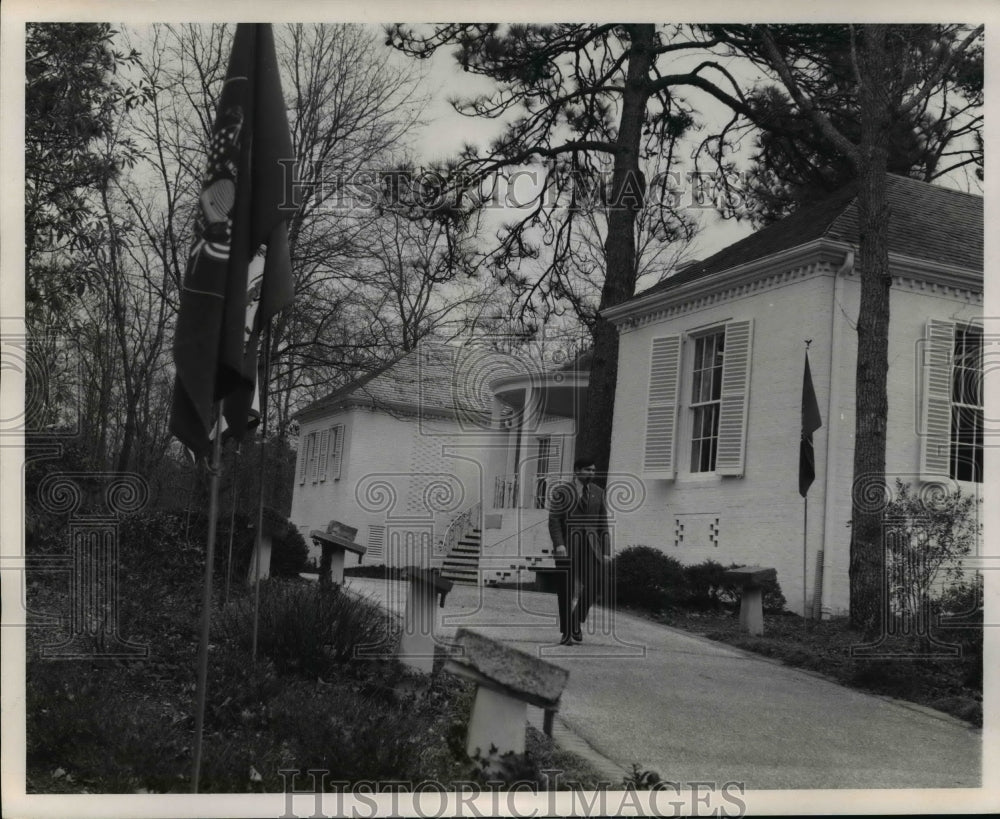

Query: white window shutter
[
  {"left": 548, "top": 435, "right": 563, "bottom": 477},
  {"left": 716, "top": 319, "right": 754, "bottom": 476},
  {"left": 318, "top": 429, "right": 331, "bottom": 481},
  {"left": 643, "top": 335, "right": 682, "bottom": 478},
  {"left": 367, "top": 524, "right": 386, "bottom": 560},
  {"left": 308, "top": 432, "right": 319, "bottom": 483},
  {"left": 297, "top": 434, "right": 309, "bottom": 484},
  {"left": 920, "top": 319, "right": 955, "bottom": 480},
  {"left": 331, "top": 424, "right": 344, "bottom": 479}
]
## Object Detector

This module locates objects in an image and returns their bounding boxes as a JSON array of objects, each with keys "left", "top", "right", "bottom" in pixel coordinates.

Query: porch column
[
  {"left": 486, "top": 395, "right": 510, "bottom": 510},
  {"left": 517, "top": 382, "right": 542, "bottom": 508}
]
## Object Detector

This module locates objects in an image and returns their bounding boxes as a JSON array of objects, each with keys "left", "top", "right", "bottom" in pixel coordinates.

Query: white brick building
[
  {"left": 603, "top": 176, "right": 983, "bottom": 615},
  {"left": 290, "top": 342, "right": 512, "bottom": 570}
]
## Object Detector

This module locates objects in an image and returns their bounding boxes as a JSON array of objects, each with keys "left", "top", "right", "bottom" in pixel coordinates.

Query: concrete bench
[
  {"left": 397, "top": 568, "right": 453, "bottom": 674},
  {"left": 722, "top": 565, "right": 777, "bottom": 636},
  {"left": 444, "top": 628, "right": 569, "bottom": 772},
  {"left": 309, "top": 520, "right": 366, "bottom": 586}
]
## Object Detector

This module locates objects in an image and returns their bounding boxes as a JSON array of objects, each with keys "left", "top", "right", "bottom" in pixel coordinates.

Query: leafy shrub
[
  {"left": 612, "top": 546, "right": 686, "bottom": 611},
  {"left": 216, "top": 580, "right": 396, "bottom": 677},
  {"left": 613, "top": 550, "right": 787, "bottom": 614},
  {"left": 682, "top": 560, "right": 733, "bottom": 610},
  {"left": 881, "top": 479, "right": 980, "bottom": 619},
  {"left": 270, "top": 523, "right": 309, "bottom": 578},
  {"left": 934, "top": 573, "right": 983, "bottom": 689}
]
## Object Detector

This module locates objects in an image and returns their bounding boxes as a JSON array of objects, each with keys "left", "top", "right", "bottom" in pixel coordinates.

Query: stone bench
[
  {"left": 444, "top": 628, "right": 569, "bottom": 772},
  {"left": 722, "top": 565, "right": 777, "bottom": 636},
  {"left": 397, "top": 568, "right": 453, "bottom": 674},
  {"left": 309, "top": 520, "right": 366, "bottom": 586}
]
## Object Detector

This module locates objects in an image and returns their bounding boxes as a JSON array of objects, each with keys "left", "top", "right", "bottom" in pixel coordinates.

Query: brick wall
[{"left": 609, "top": 260, "right": 981, "bottom": 615}]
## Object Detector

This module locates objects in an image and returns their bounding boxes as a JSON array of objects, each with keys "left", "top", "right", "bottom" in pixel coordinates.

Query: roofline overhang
[
  {"left": 490, "top": 371, "right": 590, "bottom": 395},
  {"left": 602, "top": 237, "right": 982, "bottom": 327},
  {"left": 294, "top": 395, "right": 490, "bottom": 425}
]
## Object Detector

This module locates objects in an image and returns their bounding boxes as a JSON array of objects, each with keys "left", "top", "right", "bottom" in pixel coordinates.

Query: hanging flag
[
  {"left": 799, "top": 350, "right": 822, "bottom": 497},
  {"left": 170, "top": 23, "right": 297, "bottom": 458}
]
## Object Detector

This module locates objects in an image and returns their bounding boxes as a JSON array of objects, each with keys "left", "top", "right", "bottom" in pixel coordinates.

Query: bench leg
[
  {"left": 466, "top": 686, "right": 527, "bottom": 771},
  {"left": 739, "top": 586, "right": 764, "bottom": 636},
  {"left": 543, "top": 708, "right": 554, "bottom": 737}
]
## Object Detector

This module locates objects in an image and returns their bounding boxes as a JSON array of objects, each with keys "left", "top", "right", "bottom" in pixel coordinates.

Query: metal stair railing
[{"left": 439, "top": 501, "right": 482, "bottom": 560}]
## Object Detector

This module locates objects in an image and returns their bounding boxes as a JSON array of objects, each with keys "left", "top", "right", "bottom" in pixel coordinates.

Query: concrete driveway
[{"left": 345, "top": 577, "right": 981, "bottom": 790}]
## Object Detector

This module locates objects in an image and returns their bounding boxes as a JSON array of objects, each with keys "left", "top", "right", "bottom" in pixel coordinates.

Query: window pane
[
  {"left": 950, "top": 328, "right": 983, "bottom": 483},
  {"left": 691, "top": 369, "right": 703, "bottom": 403},
  {"left": 689, "top": 331, "right": 725, "bottom": 473}
]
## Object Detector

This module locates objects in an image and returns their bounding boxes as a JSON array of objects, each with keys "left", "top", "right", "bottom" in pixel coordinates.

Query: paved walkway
[{"left": 344, "top": 577, "right": 982, "bottom": 790}]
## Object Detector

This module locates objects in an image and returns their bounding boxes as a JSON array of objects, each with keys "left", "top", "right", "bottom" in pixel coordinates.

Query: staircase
[{"left": 440, "top": 526, "right": 482, "bottom": 585}]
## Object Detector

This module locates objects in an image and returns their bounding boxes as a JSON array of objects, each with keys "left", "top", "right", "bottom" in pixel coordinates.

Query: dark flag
[
  {"left": 799, "top": 351, "right": 822, "bottom": 497},
  {"left": 170, "top": 23, "right": 297, "bottom": 458}
]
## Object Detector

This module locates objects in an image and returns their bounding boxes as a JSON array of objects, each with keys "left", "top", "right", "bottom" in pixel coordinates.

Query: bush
[
  {"left": 934, "top": 573, "right": 984, "bottom": 689},
  {"left": 216, "top": 580, "right": 396, "bottom": 677},
  {"left": 612, "top": 546, "right": 686, "bottom": 611},
  {"left": 682, "top": 560, "right": 733, "bottom": 610},
  {"left": 881, "top": 479, "right": 980, "bottom": 619},
  {"left": 270, "top": 524, "right": 309, "bottom": 578},
  {"left": 613, "top": 550, "right": 788, "bottom": 615}
]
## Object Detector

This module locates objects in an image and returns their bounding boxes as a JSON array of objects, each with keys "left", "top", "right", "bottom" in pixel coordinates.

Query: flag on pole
[
  {"left": 799, "top": 350, "right": 822, "bottom": 497},
  {"left": 170, "top": 23, "right": 297, "bottom": 458}
]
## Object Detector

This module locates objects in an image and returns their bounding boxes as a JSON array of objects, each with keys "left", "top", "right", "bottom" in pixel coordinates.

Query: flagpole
[
  {"left": 224, "top": 443, "right": 240, "bottom": 607},
  {"left": 251, "top": 318, "right": 273, "bottom": 665},
  {"left": 191, "top": 403, "right": 224, "bottom": 793},
  {"left": 803, "top": 495, "right": 808, "bottom": 619},
  {"left": 801, "top": 338, "right": 815, "bottom": 623}
]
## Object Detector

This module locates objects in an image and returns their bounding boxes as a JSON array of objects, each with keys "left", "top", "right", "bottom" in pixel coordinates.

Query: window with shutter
[
  {"left": 950, "top": 325, "right": 983, "bottom": 483},
  {"left": 920, "top": 320, "right": 982, "bottom": 483},
  {"left": 330, "top": 424, "right": 344, "bottom": 479},
  {"left": 318, "top": 429, "right": 331, "bottom": 481},
  {"left": 715, "top": 319, "right": 753, "bottom": 476},
  {"left": 689, "top": 330, "right": 725, "bottom": 473},
  {"left": 643, "top": 335, "right": 682, "bottom": 478},
  {"left": 533, "top": 435, "right": 564, "bottom": 508}
]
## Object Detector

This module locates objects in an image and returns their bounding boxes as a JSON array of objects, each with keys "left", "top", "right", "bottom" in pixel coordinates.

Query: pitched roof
[
  {"left": 638, "top": 175, "right": 982, "bottom": 298},
  {"left": 295, "top": 343, "right": 517, "bottom": 421}
]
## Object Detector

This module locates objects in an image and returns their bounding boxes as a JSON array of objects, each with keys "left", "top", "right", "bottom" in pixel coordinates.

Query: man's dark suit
[{"left": 547, "top": 480, "right": 609, "bottom": 641}]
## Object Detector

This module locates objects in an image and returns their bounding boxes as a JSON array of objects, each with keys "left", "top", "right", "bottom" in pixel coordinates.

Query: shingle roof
[
  {"left": 295, "top": 343, "right": 519, "bottom": 421},
  {"left": 638, "top": 175, "right": 982, "bottom": 299}
]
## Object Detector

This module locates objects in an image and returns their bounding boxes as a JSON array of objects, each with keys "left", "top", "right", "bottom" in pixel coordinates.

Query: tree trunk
[
  {"left": 849, "top": 26, "right": 893, "bottom": 635},
  {"left": 580, "top": 24, "right": 653, "bottom": 477}
]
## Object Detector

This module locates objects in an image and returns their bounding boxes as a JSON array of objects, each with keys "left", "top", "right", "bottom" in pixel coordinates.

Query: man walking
[{"left": 547, "top": 456, "right": 609, "bottom": 645}]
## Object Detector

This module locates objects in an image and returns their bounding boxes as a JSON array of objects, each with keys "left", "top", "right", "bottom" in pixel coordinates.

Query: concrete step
[
  {"left": 444, "top": 577, "right": 479, "bottom": 586},
  {"left": 441, "top": 571, "right": 479, "bottom": 584},
  {"left": 442, "top": 559, "right": 478, "bottom": 570}
]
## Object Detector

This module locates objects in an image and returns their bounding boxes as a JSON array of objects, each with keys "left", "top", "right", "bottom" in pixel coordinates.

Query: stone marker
[
  {"left": 398, "top": 568, "right": 453, "bottom": 674},
  {"left": 444, "top": 628, "right": 569, "bottom": 772},
  {"left": 248, "top": 507, "right": 287, "bottom": 583},
  {"left": 722, "top": 565, "right": 777, "bottom": 636},
  {"left": 309, "top": 520, "right": 366, "bottom": 586}
]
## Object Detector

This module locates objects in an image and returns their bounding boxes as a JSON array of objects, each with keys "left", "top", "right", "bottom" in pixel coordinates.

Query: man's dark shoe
[
  {"left": 572, "top": 629, "right": 583, "bottom": 643},
  {"left": 559, "top": 634, "right": 574, "bottom": 646}
]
